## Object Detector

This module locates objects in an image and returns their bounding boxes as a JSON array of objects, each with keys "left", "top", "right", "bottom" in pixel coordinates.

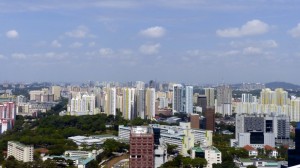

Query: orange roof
[
  {"left": 35, "top": 148, "right": 49, "bottom": 154},
  {"left": 264, "top": 145, "right": 276, "bottom": 151},
  {"left": 243, "top": 145, "right": 256, "bottom": 151}
]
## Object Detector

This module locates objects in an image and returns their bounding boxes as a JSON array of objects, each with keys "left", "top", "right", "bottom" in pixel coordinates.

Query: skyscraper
[
  {"left": 185, "top": 86, "right": 194, "bottom": 114},
  {"left": 122, "top": 88, "right": 135, "bottom": 120},
  {"left": 130, "top": 126, "right": 154, "bottom": 168},
  {"left": 105, "top": 87, "right": 116, "bottom": 116},
  {"left": 204, "top": 88, "right": 215, "bottom": 107},
  {"left": 51, "top": 86, "right": 61, "bottom": 101},
  {"left": 172, "top": 84, "right": 183, "bottom": 113},
  {"left": 145, "top": 88, "right": 156, "bottom": 119},
  {"left": 136, "top": 89, "right": 145, "bottom": 119},
  {"left": 216, "top": 85, "right": 232, "bottom": 116}
]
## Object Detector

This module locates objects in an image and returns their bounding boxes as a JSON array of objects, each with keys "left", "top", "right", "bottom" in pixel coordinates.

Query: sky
[{"left": 1, "top": 0, "right": 300, "bottom": 84}]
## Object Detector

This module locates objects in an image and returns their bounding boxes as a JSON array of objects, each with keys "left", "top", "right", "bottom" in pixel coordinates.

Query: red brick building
[{"left": 129, "top": 126, "right": 154, "bottom": 168}]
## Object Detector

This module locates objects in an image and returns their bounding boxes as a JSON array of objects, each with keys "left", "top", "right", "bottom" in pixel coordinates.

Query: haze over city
[{"left": 1, "top": 0, "right": 300, "bottom": 84}]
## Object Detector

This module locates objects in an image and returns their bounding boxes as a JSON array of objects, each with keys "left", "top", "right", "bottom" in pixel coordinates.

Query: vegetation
[
  {"left": 160, "top": 155, "right": 207, "bottom": 168},
  {"left": 102, "top": 139, "right": 129, "bottom": 157}
]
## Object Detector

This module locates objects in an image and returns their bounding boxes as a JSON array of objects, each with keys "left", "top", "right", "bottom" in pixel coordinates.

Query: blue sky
[{"left": 1, "top": 0, "right": 300, "bottom": 84}]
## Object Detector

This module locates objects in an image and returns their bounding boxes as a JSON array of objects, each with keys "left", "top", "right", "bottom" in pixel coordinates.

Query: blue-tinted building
[{"left": 288, "top": 123, "right": 300, "bottom": 167}]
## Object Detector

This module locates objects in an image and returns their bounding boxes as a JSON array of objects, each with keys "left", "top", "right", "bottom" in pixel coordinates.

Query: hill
[{"left": 265, "top": 82, "right": 300, "bottom": 90}]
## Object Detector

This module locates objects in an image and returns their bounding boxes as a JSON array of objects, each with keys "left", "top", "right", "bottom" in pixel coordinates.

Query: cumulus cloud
[
  {"left": 139, "top": 43, "right": 161, "bottom": 55},
  {"left": 88, "top": 42, "right": 96, "bottom": 47},
  {"left": 12, "top": 53, "right": 26, "bottom": 59},
  {"left": 140, "top": 26, "right": 166, "bottom": 38},
  {"left": 51, "top": 40, "right": 62, "bottom": 48},
  {"left": 288, "top": 23, "right": 300, "bottom": 38},
  {"left": 216, "top": 19, "right": 269, "bottom": 38},
  {"left": 230, "top": 40, "right": 278, "bottom": 48},
  {"left": 6, "top": 30, "right": 19, "bottom": 38},
  {"left": 66, "top": 26, "right": 90, "bottom": 38},
  {"left": 70, "top": 42, "right": 83, "bottom": 48}
]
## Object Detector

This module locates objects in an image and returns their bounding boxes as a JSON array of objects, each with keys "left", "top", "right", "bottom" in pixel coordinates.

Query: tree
[
  {"left": 166, "top": 143, "right": 178, "bottom": 155},
  {"left": 191, "top": 158, "right": 207, "bottom": 168},
  {"left": 246, "top": 165, "right": 257, "bottom": 168}
]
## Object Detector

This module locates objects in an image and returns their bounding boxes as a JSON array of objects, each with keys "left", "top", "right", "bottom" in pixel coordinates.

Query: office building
[
  {"left": 185, "top": 86, "right": 193, "bottom": 114},
  {"left": 7, "top": 141, "right": 33, "bottom": 162},
  {"left": 130, "top": 126, "right": 154, "bottom": 168},
  {"left": 204, "top": 88, "right": 215, "bottom": 107},
  {"left": 234, "top": 113, "right": 289, "bottom": 148}
]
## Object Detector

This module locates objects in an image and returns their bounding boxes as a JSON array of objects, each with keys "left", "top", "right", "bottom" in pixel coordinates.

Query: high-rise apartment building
[
  {"left": 172, "top": 85, "right": 193, "bottom": 114},
  {"left": 172, "top": 84, "right": 183, "bottom": 113},
  {"left": 105, "top": 87, "right": 116, "bottom": 116},
  {"left": 51, "top": 86, "right": 61, "bottom": 101},
  {"left": 122, "top": 88, "right": 135, "bottom": 120},
  {"left": 204, "top": 88, "right": 215, "bottom": 107},
  {"left": 205, "top": 108, "right": 215, "bottom": 132},
  {"left": 0, "top": 102, "right": 15, "bottom": 134},
  {"left": 190, "top": 113, "right": 200, "bottom": 129},
  {"left": 69, "top": 93, "right": 95, "bottom": 115},
  {"left": 216, "top": 85, "right": 232, "bottom": 116},
  {"left": 196, "top": 95, "right": 207, "bottom": 113},
  {"left": 7, "top": 141, "right": 33, "bottom": 162},
  {"left": 129, "top": 126, "right": 154, "bottom": 168},
  {"left": 136, "top": 89, "right": 145, "bottom": 119},
  {"left": 145, "top": 88, "right": 156, "bottom": 119}
]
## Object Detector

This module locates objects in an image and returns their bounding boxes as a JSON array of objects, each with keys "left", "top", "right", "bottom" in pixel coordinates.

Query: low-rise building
[
  {"left": 235, "top": 158, "right": 282, "bottom": 168},
  {"left": 7, "top": 141, "right": 33, "bottom": 162},
  {"left": 243, "top": 145, "right": 258, "bottom": 157},
  {"left": 191, "top": 146, "right": 222, "bottom": 168},
  {"left": 264, "top": 145, "right": 278, "bottom": 158}
]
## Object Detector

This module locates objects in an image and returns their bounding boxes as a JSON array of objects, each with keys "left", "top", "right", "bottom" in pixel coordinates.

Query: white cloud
[
  {"left": 6, "top": 30, "right": 19, "bottom": 38},
  {"left": 288, "top": 23, "right": 300, "bottom": 38},
  {"left": 66, "top": 26, "right": 90, "bottom": 38},
  {"left": 139, "top": 43, "right": 161, "bottom": 55},
  {"left": 216, "top": 19, "right": 269, "bottom": 38},
  {"left": 262, "top": 40, "right": 278, "bottom": 48},
  {"left": 88, "top": 42, "right": 96, "bottom": 47},
  {"left": 0, "top": 54, "right": 7, "bottom": 59},
  {"left": 140, "top": 26, "right": 166, "bottom": 38},
  {"left": 51, "top": 40, "right": 62, "bottom": 48},
  {"left": 12, "top": 53, "right": 26, "bottom": 59},
  {"left": 230, "top": 40, "right": 278, "bottom": 48},
  {"left": 70, "top": 42, "right": 83, "bottom": 48},
  {"left": 99, "top": 48, "right": 114, "bottom": 57},
  {"left": 243, "top": 47, "right": 262, "bottom": 55}
]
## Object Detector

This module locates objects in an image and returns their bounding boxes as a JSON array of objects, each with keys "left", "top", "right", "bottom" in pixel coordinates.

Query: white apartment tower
[
  {"left": 7, "top": 141, "right": 33, "bottom": 162},
  {"left": 185, "top": 86, "right": 193, "bottom": 114},
  {"left": 105, "top": 87, "right": 116, "bottom": 116},
  {"left": 146, "top": 88, "right": 156, "bottom": 119}
]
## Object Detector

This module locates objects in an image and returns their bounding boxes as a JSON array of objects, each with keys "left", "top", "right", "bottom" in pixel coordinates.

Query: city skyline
[{"left": 0, "top": 1, "right": 300, "bottom": 84}]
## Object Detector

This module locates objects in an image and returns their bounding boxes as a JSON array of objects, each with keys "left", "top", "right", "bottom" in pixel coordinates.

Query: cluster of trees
[
  {"left": 160, "top": 155, "right": 207, "bottom": 168},
  {"left": 102, "top": 139, "right": 129, "bottom": 157}
]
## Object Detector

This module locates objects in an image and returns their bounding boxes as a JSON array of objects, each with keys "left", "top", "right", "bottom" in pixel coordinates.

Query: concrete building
[
  {"left": 205, "top": 108, "right": 215, "bottom": 132},
  {"left": 145, "top": 88, "right": 156, "bottom": 119},
  {"left": 204, "top": 88, "right": 215, "bottom": 107},
  {"left": 191, "top": 146, "right": 222, "bottom": 168},
  {"left": 190, "top": 113, "right": 200, "bottom": 129},
  {"left": 154, "top": 145, "right": 167, "bottom": 168},
  {"left": 69, "top": 92, "right": 96, "bottom": 116},
  {"left": 51, "top": 86, "right": 61, "bottom": 101},
  {"left": 234, "top": 113, "right": 289, "bottom": 148},
  {"left": 172, "top": 84, "right": 183, "bottom": 113},
  {"left": 122, "top": 88, "right": 135, "bottom": 120},
  {"left": 130, "top": 126, "right": 154, "bottom": 168},
  {"left": 7, "top": 141, "right": 33, "bottom": 162},
  {"left": 185, "top": 86, "right": 193, "bottom": 114},
  {"left": 216, "top": 85, "right": 232, "bottom": 116},
  {"left": 105, "top": 87, "right": 116, "bottom": 116}
]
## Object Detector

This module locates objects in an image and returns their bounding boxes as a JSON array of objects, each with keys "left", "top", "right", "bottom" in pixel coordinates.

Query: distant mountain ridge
[{"left": 265, "top": 82, "right": 300, "bottom": 90}]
